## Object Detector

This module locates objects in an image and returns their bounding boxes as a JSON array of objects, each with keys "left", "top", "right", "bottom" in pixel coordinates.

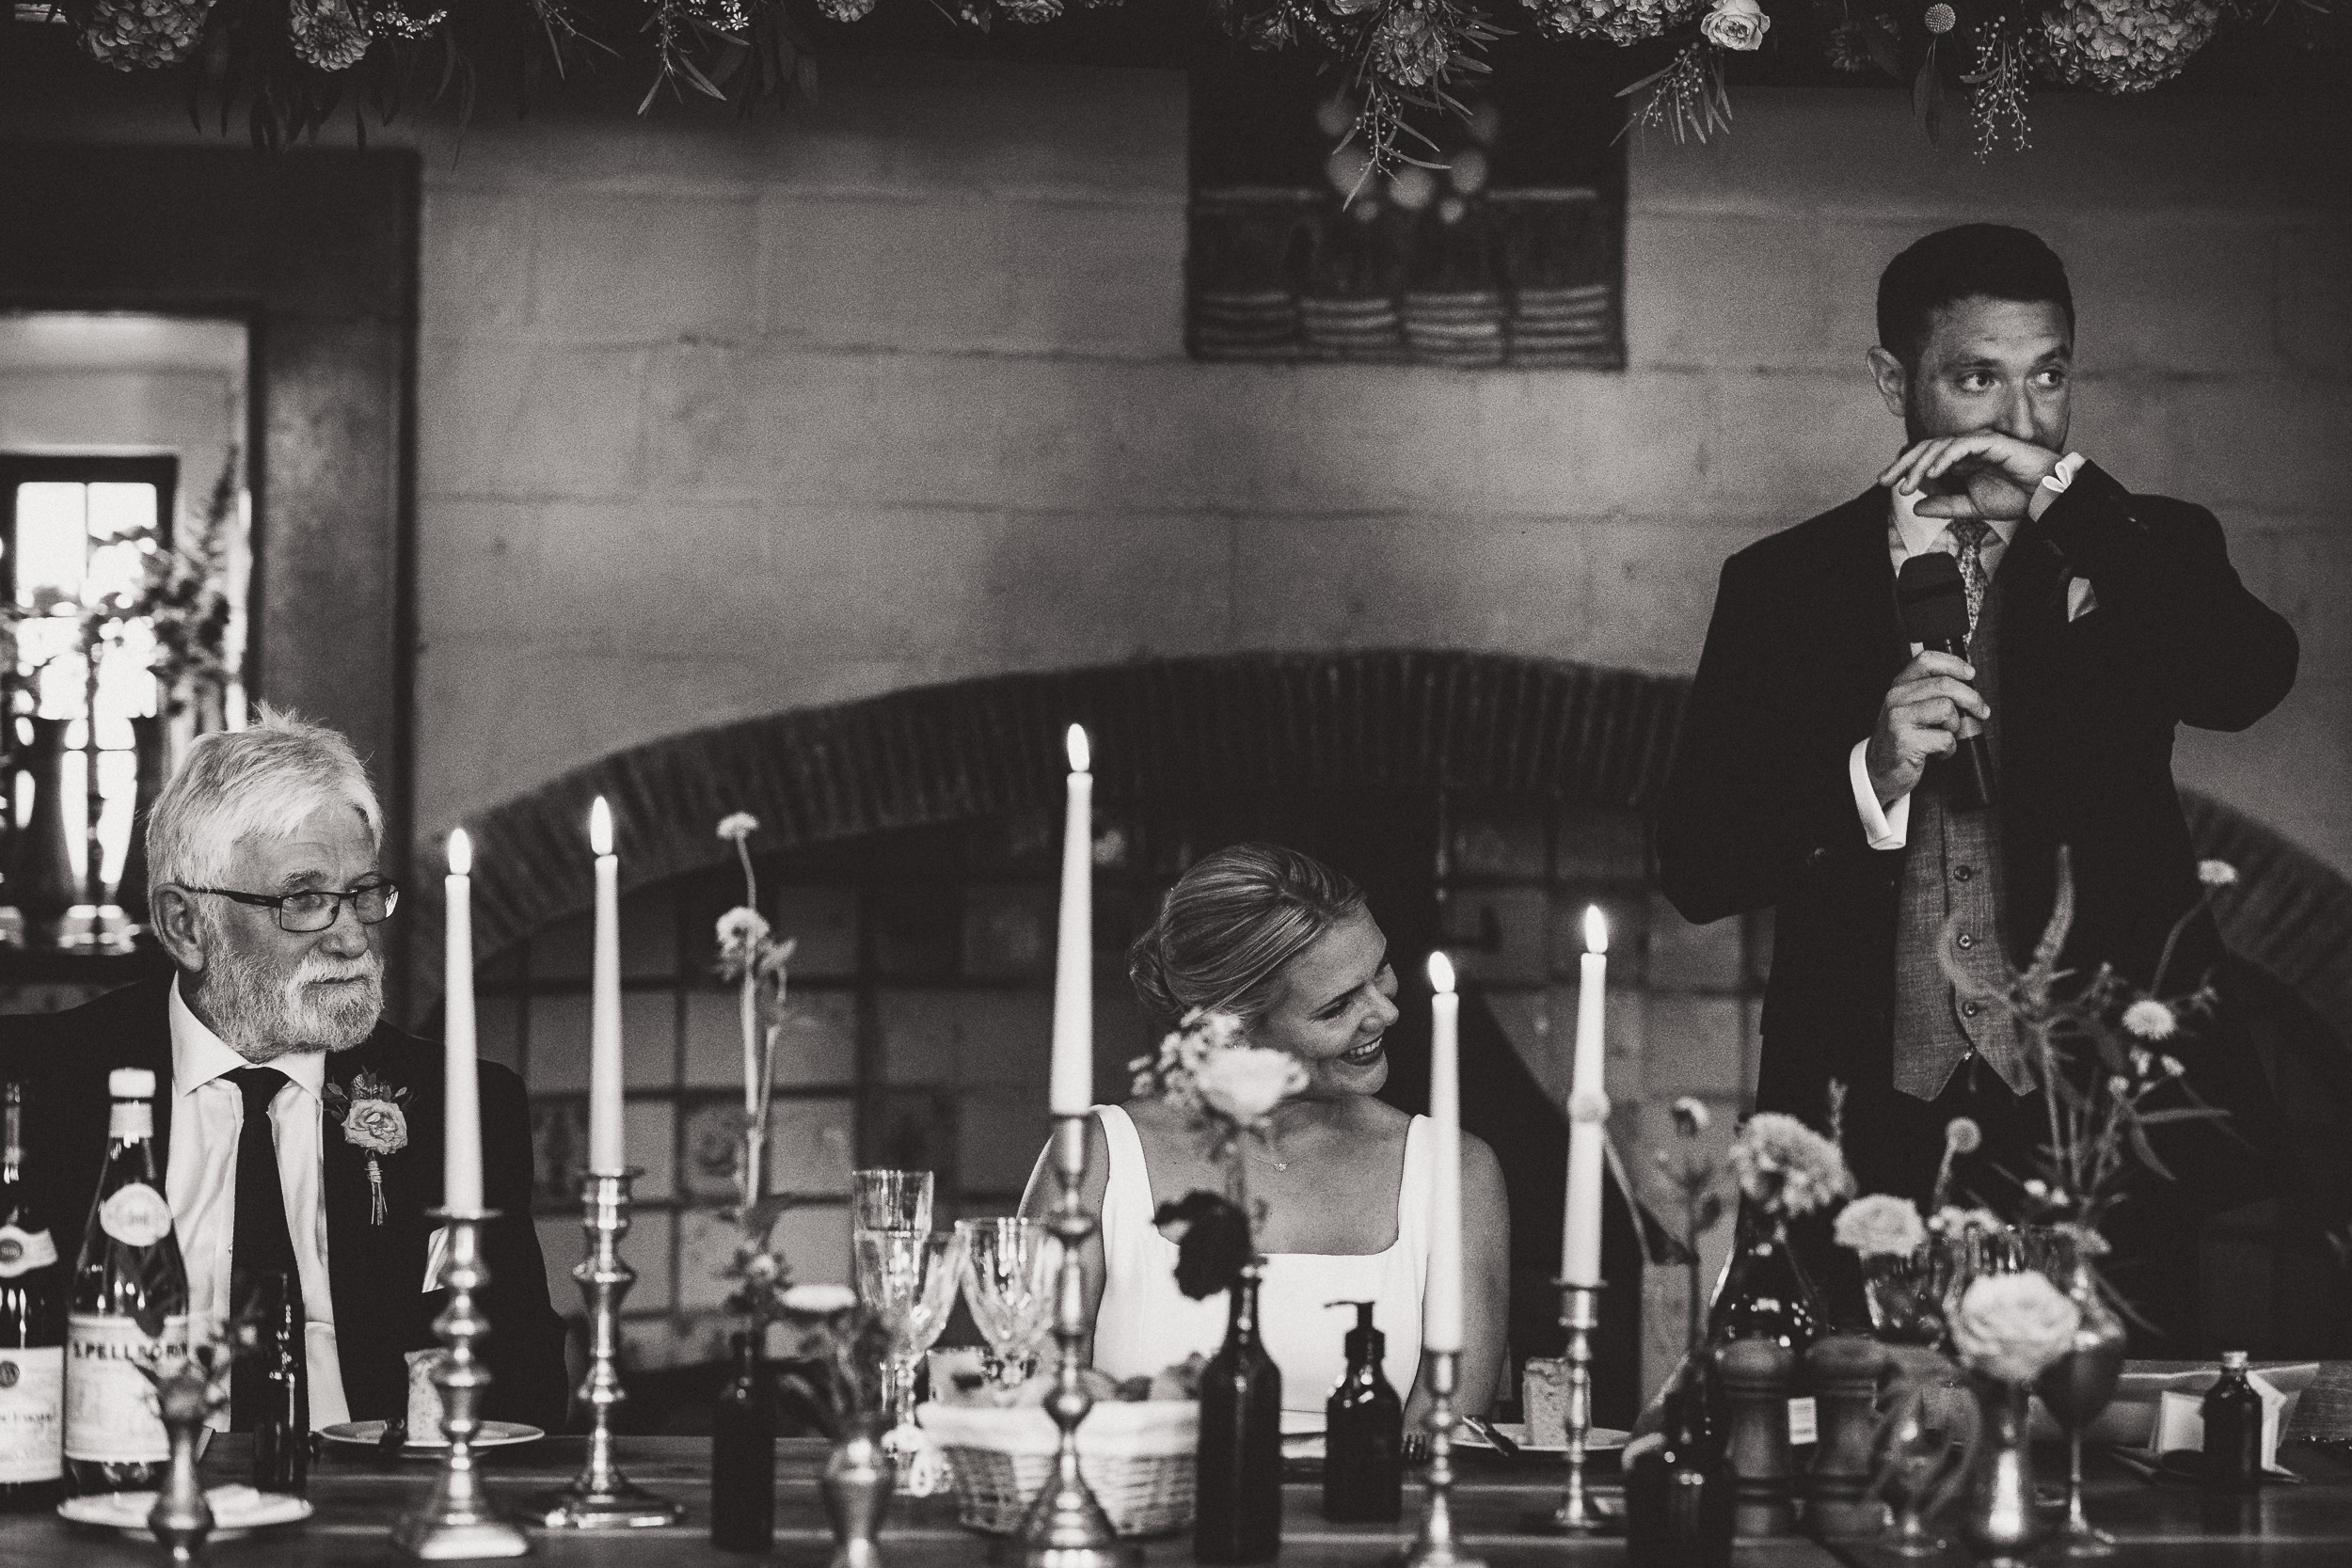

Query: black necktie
[{"left": 229, "top": 1066, "right": 302, "bottom": 1431}]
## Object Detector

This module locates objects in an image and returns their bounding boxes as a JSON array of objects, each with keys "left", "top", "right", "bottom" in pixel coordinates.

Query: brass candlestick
[
  {"left": 1547, "top": 1280, "right": 1614, "bottom": 1533},
  {"left": 1400, "top": 1348, "right": 1485, "bottom": 1568},
  {"left": 542, "top": 1171, "right": 681, "bottom": 1529},
  {"left": 394, "top": 1210, "right": 532, "bottom": 1560},
  {"left": 1014, "top": 1114, "right": 1138, "bottom": 1568}
]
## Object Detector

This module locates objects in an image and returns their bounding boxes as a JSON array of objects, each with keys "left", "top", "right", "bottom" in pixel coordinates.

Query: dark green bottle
[{"left": 1196, "top": 1263, "right": 1281, "bottom": 1563}]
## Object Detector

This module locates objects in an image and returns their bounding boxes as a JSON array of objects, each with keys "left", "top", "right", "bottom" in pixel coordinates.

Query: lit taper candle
[
  {"left": 1562, "top": 906, "right": 1609, "bottom": 1288},
  {"left": 1048, "top": 724, "right": 1094, "bottom": 1117},
  {"left": 588, "top": 798, "right": 625, "bottom": 1174},
  {"left": 1425, "top": 950, "right": 1464, "bottom": 1354},
  {"left": 443, "top": 830, "right": 485, "bottom": 1215}
]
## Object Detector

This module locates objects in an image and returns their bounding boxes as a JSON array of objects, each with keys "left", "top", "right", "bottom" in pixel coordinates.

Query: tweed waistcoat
[{"left": 1891, "top": 554, "right": 2031, "bottom": 1101}]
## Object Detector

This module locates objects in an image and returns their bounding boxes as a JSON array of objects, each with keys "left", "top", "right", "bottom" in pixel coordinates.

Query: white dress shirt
[
  {"left": 1850, "top": 455, "right": 2098, "bottom": 850},
  {"left": 166, "top": 979, "right": 353, "bottom": 1431}
]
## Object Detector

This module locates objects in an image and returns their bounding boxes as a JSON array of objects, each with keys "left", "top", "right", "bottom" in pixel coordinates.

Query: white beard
[{"left": 198, "top": 926, "right": 383, "bottom": 1060}]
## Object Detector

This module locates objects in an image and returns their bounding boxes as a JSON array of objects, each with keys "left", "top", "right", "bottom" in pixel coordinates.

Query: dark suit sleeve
[
  {"left": 1656, "top": 548, "right": 1877, "bottom": 926},
  {"left": 2036, "top": 462, "right": 2298, "bottom": 732},
  {"left": 475, "top": 1062, "right": 573, "bottom": 1431}
]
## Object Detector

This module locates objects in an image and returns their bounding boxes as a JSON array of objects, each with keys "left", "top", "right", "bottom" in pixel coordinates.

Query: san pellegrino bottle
[
  {"left": 65, "top": 1068, "right": 189, "bottom": 1495},
  {"left": 0, "top": 1082, "right": 66, "bottom": 1508}
]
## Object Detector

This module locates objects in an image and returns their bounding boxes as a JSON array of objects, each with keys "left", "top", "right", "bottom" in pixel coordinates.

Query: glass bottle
[
  {"left": 64, "top": 1068, "right": 189, "bottom": 1495},
  {"left": 1708, "top": 1215, "right": 1827, "bottom": 1454},
  {"left": 0, "top": 1082, "right": 66, "bottom": 1509},
  {"left": 1322, "top": 1300, "right": 1401, "bottom": 1523},
  {"left": 2201, "top": 1351, "right": 2265, "bottom": 1494},
  {"left": 1625, "top": 1357, "right": 1734, "bottom": 1568},
  {"left": 248, "top": 1270, "right": 308, "bottom": 1495},
  {"left": 710, "top": 1330, "right": 776, "bottom": 1551},
  {"left": 1196, "top": 1262, "right": 1282, "bottom": 1564}
]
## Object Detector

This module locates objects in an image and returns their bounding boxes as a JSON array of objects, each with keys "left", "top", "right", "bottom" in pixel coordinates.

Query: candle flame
[
  {"left": 1584, "top": 905, "right": 1608, "bottom": 956},
  {"left": 448, "top": 829, "right": 472, "bottom": 877},
  {"left": 589, "top": 797, "right": 614, "bottom": 857},
  {"left": 1427, "top": 951, "right": 1455, "bottom": 994},
  {"left": 1066, "top": 723, "right": 1090, "bottom": 774}
]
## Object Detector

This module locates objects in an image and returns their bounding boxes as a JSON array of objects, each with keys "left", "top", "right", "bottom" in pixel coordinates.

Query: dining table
[{"left": 5, "top": 1433, "right": 2351, "bottom": 1565}]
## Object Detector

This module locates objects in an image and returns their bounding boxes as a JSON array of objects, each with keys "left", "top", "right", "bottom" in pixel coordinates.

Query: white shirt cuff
[
  {"left": 1850, "top": 739, "right": 1909, "bottom": 851},
  {"left": 2029, "top": 451, "right": 2089, "bottom": 520}
]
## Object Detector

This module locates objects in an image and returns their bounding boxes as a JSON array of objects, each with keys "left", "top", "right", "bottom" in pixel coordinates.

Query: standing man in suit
[
  {"left": 1656, "top": 224, "right": 2299, "bottom": 1350},
  {"left": 1, "top": 710, "right": 568, "bottom": 1431}
]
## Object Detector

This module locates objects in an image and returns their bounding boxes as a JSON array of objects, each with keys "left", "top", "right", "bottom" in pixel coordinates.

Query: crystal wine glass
[
  {"left": 853, "top": 1227, "right": 965, "bottom": 1434},
  {"left": 851, "top": 1168, "right": 934, "bottom": 1235},
  {"left": 956, "top": 1216, "right": 1055, "bottom": 1388},
  {"left": 1879, "top": 1363, "right": 1971, "bottom": 1558}
]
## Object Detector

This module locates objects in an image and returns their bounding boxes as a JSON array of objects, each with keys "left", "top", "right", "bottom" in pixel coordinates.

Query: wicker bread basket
[{"left": 914, "top": 1400, "right": 1199, "bottom": 1538}]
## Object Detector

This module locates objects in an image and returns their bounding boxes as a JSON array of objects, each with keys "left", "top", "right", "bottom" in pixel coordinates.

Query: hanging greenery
[{"left": 15, "top": 0, "right": 2342, "bottom": 163}]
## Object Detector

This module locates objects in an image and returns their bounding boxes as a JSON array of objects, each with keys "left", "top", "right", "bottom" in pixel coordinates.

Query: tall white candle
[
  {"left": 1562, "top": 906, "right": 1610, "bottom": 1287},
  {"left": 443, "top": 830, "right": 485, "bottom": 1215},
  {"left": 588, "top": 798, "right": 625, "bottom": 1174},
  {"left": 1425, "top": 951, "right": 1464, "bottom": 1354},
  {"left": 1049, "top": 725, "right": 1094, "bottom": 1117}
]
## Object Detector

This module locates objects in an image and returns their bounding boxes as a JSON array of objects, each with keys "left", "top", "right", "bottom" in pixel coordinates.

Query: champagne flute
[
  {"left": 854, "top": 1228, "right": 965, "bottom": 1434},
  {"left": 956, "top": 1217, "right": 1055, "bottom": 1388}
]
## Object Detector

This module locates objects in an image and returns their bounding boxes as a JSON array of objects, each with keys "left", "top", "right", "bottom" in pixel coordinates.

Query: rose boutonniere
[{"left": 323, "top": 1069, "right": 410, "bottom": 1226}]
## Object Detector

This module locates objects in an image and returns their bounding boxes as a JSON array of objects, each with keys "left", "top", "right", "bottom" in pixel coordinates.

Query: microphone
[{"left": 1896, "top": 551, "right": 1995, "bottom": 811}]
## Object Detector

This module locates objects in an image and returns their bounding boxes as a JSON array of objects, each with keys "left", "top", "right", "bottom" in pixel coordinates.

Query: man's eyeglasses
[{"left": 182, "top": 879, "right": 402, "bottom": 934}]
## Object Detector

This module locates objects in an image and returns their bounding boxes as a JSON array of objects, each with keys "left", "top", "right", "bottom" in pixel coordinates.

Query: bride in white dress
[{"left": 1022, "top": 844, "right": 1510, "bottom": 1426}]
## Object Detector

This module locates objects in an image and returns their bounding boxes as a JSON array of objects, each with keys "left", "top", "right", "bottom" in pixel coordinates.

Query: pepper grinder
[
  {"left": 1717, "top": 1338, "right": 1798, "bottom": 1537},
  {"left": 1803, "top": 1335, "right": 1884, "bottom": 1541}
]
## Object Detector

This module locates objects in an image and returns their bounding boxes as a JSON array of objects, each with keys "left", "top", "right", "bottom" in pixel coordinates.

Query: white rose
[
  {"left": 1951, "top": 1273, "right": 2081, "bottom": 1384},
  {"left": 1194, "top": 1047, "right": 1308, "bottom": 1125},
  {"left": 1833, "top": 1194, "right": 1928, "bottom": 1259},
  {"left": 1700, "top": 0, "right": 1771, "bottom": 50}
]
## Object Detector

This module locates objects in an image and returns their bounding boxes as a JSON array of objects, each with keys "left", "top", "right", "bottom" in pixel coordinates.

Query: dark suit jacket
[
  {"left": 1655, "top": 462, "right": 2299, "bottom": 1206},
  {"left": 0, "top": 977, "right": 571, "bottom": 1430}
]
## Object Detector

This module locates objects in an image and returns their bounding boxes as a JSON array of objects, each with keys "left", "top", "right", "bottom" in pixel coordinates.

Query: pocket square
[{"left": 2066, "top": 575, "right": 2098, "bottom": 622}]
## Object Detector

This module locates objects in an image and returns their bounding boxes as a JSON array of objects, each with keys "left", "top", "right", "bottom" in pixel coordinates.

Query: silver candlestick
[
  {"left": 394, "top": 1210, "right": 532, "bottom": 1560},
  {"left": 1015, "top": 1113, "right": 1138, "bottom": 1568},
  {"left": 1548, "top": 1280, "right": 1613, "bottom": 1533},
  {"left": 541, "top": 1170, "right": 681, "bottom": 1529},
  {"left": 1400, "top": 1349, "right": 1485, "bottom": 1568}
]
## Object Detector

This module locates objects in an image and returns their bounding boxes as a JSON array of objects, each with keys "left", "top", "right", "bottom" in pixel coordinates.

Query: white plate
[
  {"left": 58, "top": 1484, "right": 312, "bottom": 1540},
  {"left": 1283, "top": 1421, "right": 1629, "bottom": 1460},
  {"left": 319, "top": 1419, "right": 545, "bottom": 1453},
  {"left": 1457, "top": 1421, "right": 1629, "bottom": 1456}
]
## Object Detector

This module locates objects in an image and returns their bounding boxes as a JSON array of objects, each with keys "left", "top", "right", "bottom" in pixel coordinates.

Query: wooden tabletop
[{"left": 4, "top": 1435, "right": 2348, "bottom": 1564}]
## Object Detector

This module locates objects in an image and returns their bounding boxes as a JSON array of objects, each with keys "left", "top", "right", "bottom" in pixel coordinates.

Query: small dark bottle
[
  {"left": 248, "top": 1271, "right": 308, "bottom": 1496},
  {"left": 710, "top": 1331, "right": 776, "bottom": 1551},
  {"left": 1322, "top": 1300, "right": 1401, "bottom": 1523},
  {"left": 2201, "top": 1351, "right": 2265, "bottom": 1493},
  {"left": 1196, "top": 1263, "right": 1282, "bottom": 1564}
]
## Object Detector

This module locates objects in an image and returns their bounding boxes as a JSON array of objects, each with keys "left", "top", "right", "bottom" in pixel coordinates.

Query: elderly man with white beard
[{"left": 0, "top": 710, "right": 568, "bottom": 1434}]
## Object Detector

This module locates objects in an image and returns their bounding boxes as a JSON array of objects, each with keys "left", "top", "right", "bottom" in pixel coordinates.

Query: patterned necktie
[{"left": 1947, "top": 518, "right": 1994, "bottom": 639}]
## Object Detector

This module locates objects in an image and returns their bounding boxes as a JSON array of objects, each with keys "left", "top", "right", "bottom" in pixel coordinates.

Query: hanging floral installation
[{"left": 16, "top": 0, "right": 2341, "bottom": 161}]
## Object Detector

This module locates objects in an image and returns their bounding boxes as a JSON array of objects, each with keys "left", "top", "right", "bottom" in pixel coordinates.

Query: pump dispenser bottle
[{"left": 1322, "top": 1300, "right": 1403, "bottom": 1522}]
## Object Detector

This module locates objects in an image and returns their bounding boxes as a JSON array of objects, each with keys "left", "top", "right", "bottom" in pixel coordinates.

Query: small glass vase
[
  {"left": 1960, "top": 1375, "right": 2052, "bottom": 1568},
  {"left": 2035, "top": 1238, "right": 2127, "bottom": 1558},
  {"left": 1196, "top": 1261, "right": 1282, "bottom": 1565},
  {"left": 820, "top": 1422, "right": 896, "bottom": 1568}
]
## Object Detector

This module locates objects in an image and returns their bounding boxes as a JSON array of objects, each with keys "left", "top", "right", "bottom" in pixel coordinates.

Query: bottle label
[
  {"left": 0, "top": 1225, "right": 57, "bottom": 1277},
  {"left": 98, "top": 1184, "right": 173, "bottom": 1248},
  {"left": 64, "top": 1313, "right": 187, "bottom": 1464},
  {"left": 0, "top": 1347, "right": 63, "bottom": 1482},
  {"left": 108, "top": 1103, "right": 153, "bottom": 1141},
  {"left": 1787, "top": 1395, "right": 1819, "bottom": 1446}
]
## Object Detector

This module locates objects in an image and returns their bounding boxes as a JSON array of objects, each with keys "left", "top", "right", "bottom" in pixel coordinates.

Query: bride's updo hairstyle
[{"left": 1128, "top": 844, "right": 1367, "bottom": 1030}]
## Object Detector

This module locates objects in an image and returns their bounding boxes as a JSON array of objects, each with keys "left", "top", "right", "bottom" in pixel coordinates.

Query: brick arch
[{"left": 437, "top": 648, "right": 2352, "bottom": 1053}]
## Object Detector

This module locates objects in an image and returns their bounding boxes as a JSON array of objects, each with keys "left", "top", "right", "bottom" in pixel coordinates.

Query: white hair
[{"left": 146, "top": 705, "right": 383, "bottom": 895}]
